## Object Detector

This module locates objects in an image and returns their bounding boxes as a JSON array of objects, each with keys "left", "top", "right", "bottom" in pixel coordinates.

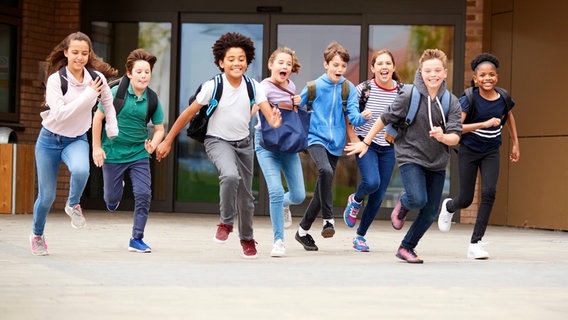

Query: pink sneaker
[
  {"left": 396, "top": 246, "right": 423, "bottom": 264},
  {"left": 343, "top": 193, "right": 362, "bottom": 228},
  {"left": 391, "top": 198, "right": 409, "bottom": 230}
]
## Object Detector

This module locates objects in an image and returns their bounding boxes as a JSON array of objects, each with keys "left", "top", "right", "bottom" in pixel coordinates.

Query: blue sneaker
[
  {"left": 106, "top": 202, "right": 120, "bottom": 212},
  {"left": 128, "top": 238, "right": 151, "bottom": 253},
  {"left": 343, "top": 193, "right": 362, "bottom": 228},
  {"left": 353, "top": 236, "right": 370, "bottom": 252}
]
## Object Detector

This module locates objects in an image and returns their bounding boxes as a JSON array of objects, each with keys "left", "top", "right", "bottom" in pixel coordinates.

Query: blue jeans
[
  {"left": 254, "top": 130, "right": 305, "bottom": 241},
  {"left": 399, "top": 163, "right": 446, "bottom": 250},
  {"left": 103, "top": 158, "right": 151, "bottom": 239},
  {"left": 354, "top": 143, "right": 395, "bottom": 237},
  {"left": 32, "top": 127, "right": 90, "bottom": 236}
]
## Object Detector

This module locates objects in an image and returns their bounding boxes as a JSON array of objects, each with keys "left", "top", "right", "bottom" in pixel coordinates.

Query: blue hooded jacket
[{"left": 299, "top": 74, "right": 368, "bottom": 156}]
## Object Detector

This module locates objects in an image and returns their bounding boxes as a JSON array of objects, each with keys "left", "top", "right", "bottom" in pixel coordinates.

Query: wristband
[{"left": 362, "top": 140, "right": 371, "bottom": 147}]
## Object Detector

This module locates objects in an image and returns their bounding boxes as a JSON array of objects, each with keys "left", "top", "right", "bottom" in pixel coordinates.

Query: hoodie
[
  {"left": 380, "top": 70, "right": 462, "bottom": 171},
  {"left": 299, "top": 74, "right": 368, "bottom": 156}
]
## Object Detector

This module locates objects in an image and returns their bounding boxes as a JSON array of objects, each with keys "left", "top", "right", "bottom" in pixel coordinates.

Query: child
[
  {"left": 253, "top": 47, "right": 306, "bottom": 257},
  {"left": 30, "top": 31, "right": 119, "bottom": 256},
  {"left": 342, "top": 49, "right": 400, "bottom": 252},
  {"left": 345, "top": 48, "right": 462, "bottom": 263},
  {"left": 156, "top": 32, "right": 282, "bottom": 259},
  {"left": 437, "top": 53, "right": 520, "bottom": 259},
  {"left": 92, "top": 48, "right": 165, "bottom": 253},
  {"left": 295, "top": 41, "right": 372, "bottom": 251}
]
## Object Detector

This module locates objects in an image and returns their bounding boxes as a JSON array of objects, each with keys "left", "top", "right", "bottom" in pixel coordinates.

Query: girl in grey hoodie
[{"left": 345, "top": 49, "right": 462, "bottom": 263}]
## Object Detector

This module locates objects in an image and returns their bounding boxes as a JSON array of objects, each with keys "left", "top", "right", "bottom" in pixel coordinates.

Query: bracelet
[{"left": 362, "top": 140, "right": 371, "bottom": 147}]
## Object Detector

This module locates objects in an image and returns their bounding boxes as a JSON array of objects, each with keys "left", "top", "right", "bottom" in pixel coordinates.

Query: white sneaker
[
  {"left": 270, "top": 239, "right": 286, "bottom": 257},
  {"left": 29, "top": 233, "right": 48, "bottom": 256},
  {"left": 467, "top": 241, "right": 490, "bottom": 259},
  {"left": 65, "top": 201, "right": 87, "bottom": 229},
  {"left": 437, "top": 198, "right": 454, "bottom": 232},
  {"left": 283, "top": 206, "right": 292, "bottom": 229}
]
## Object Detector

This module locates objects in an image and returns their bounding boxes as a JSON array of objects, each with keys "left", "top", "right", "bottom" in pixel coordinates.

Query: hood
[{"left": 412, "top": 68, "right": 448, "bottom": 99}]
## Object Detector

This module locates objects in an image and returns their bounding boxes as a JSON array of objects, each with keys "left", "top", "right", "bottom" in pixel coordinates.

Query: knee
[
  {"left": 360, "top": 176, "right": 380, "bottom": 193},
  {"left": 481, "top": 187, "right": 496, "bottom": 203},
  {"left": 220, "top": 173, "right": 240, "bottom": 187},
  {"left": 405, "top": 193, "right": 427, "bottom": 211},
  {"left": 70, "top": 166, "right": 90, "bottom": 182},
  {"left": 268, "top": 185, "right": 285, "bottom": 203},
  {"left": 317, "top": 166, "right": 334, "bottom": 180},
  {"left": 289, "top": 189, "right": 306, "bottom": 205}
]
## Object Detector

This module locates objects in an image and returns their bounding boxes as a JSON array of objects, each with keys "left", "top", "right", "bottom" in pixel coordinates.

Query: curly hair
[
  {"left": 125, "top": 48, "right": 157, "bottom": 73},
  {"left": 268, "top": 47, "right": 302, "bottom": 74},
  {"left": 211, "top": 32, "right": 256, "bottom": 72},
  {"left": 45, "top": 31, "right": 117, "bottom": 82},
  {"left": 471, "top": 52, "right": 500, "bottom": 71}
]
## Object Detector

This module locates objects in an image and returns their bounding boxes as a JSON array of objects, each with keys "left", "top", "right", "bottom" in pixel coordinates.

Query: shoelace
[{"left": 33, "top": 237, "right": 45, "bottom": 249}]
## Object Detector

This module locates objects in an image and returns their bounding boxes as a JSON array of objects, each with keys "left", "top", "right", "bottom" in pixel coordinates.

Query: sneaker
[
  {"left": 391, "top": 197, "right": 409, "bottom": 230},
  {"left": 270, "top": 239, "right": 286, "bottom": 257},
  {"left": 106, "top": 202, "right": 120, "bottom": 212},
  {"left": 321, "top": 221, "right": 335, "bottom": 238},
  {"left": 343, "top": 193, "right": 362, "bottom": 228},
  {"left": 240, "top": 239, "right": 258, "bottom": 259},
  {"left": 396, "top": 246, "right": 424, "bottom": 264},
  {"left": 29, "top": 233, "right": 48, "bottom": 256},
  {"left": 467, "top": 241, "right": 490, "bottom": 259},
  {"left": 353, "top": 236, "right": 370, "bottom": 252},
  {"left": 283, "top": 206, "right": 292, "bottom": 229},
  {"left": 128, "top": 238, "right": 151, "bottom": 253},
  {"left": 65, "top": 201, "right": 87, "bottom": 229},
  {"left": 438, "top": 198, "right": 454, "bottom": 232},
  {"left": 214, "top": 223, "right": 233, "bottom": 243},
  {"left": 295, "top": 231, "right": 318, "bottom": 251}
]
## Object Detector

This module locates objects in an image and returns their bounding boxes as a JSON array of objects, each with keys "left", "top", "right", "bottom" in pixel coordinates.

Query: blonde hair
[
  {"left": 419, "top": 48, "right": 447, "bottom": 69},
  {"left": 268, "top": 47, "right": 301, "bottom": 73}
]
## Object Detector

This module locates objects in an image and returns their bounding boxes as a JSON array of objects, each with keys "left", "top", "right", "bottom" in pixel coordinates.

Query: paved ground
[{"left": 1, "top": 210, "right": 567, "bottom": 320}]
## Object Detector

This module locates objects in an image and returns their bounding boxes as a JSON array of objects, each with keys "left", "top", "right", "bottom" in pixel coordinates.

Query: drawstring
[{"left": 427, "top": 96, "right": 446, "bottom": 131}]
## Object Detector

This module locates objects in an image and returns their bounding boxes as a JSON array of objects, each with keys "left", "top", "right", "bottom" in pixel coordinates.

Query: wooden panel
[
  {"left": 0, "top": 145, "right": 14, "bottom": 213},
  {"left": 15, "top": 144, "right": 35, "bottom": 214},
  {"left": 508, "top": 137, "right": 568, "bottom": 230}
]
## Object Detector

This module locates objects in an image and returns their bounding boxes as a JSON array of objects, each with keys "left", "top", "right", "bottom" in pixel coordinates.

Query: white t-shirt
[{"left": 196, "top": 74, "right": 267, "bottom": 141}]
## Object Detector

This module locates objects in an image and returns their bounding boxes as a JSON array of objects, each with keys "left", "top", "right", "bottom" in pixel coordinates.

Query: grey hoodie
[{"left": 380, "top": 70, "right": 462, "bottom": 171}]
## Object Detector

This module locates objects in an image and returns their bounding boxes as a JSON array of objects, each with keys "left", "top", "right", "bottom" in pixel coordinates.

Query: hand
[
  {"left": 156, "top": 141, "right": 171, "bottom": 162},
  {"left": 292, "top": 94, "right": 301, "bottom": 106},
  {"left": 145, "top": 139, "right": 156, "bottom": 154},
  {"left": 361, "top": 109, "right": 373, "bottom": 119},
  {"left": 92, "top": 146, "right": 106, "bottom": 167},
  {"left": 270, "top": 106, "right": 282, "bottom": 128},
  {"left": 90, "top": 76, "right": 104, "bottom": 95},
  {"left": 510, "top": 144, "right": 520, "bottom": 162},
  {"left": 344, "top": 141, "right": 369, "bottom": 157},
  {"left": 484, "top": 117, "right": 501, "bottom": 128},
  {"left": 429, "top": 126, "right": 444, "bottom": 142}
]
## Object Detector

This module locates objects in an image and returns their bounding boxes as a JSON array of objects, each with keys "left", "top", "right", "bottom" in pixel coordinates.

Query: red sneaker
[
  {"left": 240, "top": 239, "right": 258, "bottom": 259},
  {"left": 214, "top": 223, "right": 233, "bottom": 243}
]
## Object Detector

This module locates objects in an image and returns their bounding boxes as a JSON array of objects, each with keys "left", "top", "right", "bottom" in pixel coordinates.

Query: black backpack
[
  {"left": 186, "top": 74, "right": 255, "bottom": 143},
  {"left": 109, "top": 76, "right": 158, "bottom": 124},
  {"left": 462, "top": 86, "right": 513, "bottom": 125}
]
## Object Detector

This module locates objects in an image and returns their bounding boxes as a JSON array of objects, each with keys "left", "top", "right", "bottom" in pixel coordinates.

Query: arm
[
  {"left": 145, "top": 124, "right": 165, "bottom": 155},
  {"left": 156, "top": 100, "right": 202, "bottom": 161},
  {"left": 506, "top": 111, "right": 520, "bottom": 162},
  {"left": 429, "top": 127, "right": 460, "bottom": 146},
  {"left": 344, "top": 116, "right": 386, "bottom": 157},
  {"left": 96, "top": 73, "right": 119, "bottom": 138},
  {"left": 461, "top": 110, "right": 502, "bottom": 134},
  {"left": 345, "top": 120, "right": 359, "bottom": 144},
  {"left": 91, "top": 109, "right": 106, "bottom": 167}
]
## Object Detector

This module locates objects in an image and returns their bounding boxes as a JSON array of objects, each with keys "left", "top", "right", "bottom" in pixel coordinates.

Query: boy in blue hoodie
[{"left": 295, "top": 41, "right": 372, "bottom": 251}]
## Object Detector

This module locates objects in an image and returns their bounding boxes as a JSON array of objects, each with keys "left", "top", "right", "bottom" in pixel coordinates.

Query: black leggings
[{"left": 447, "top": 145, "right": 500, "bottom": 243}]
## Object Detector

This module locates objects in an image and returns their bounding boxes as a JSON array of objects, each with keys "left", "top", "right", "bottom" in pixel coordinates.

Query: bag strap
[
  {"left": 59, "top": 66, "right": 99, "bottom": 96},
  {"left": 341, "top": 80, "right": 349, "bottom": 114}
]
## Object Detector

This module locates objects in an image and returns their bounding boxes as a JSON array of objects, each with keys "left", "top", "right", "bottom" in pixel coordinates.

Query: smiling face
[
  {"left": 219, "top": 47, "right": 248, "bottom": 81},
  {"left": 371, "top": 53, "right": 395, "bottom": 87},
  {"left": 473, "top": 62, "right": 498, "bottom": 93},
  {"left": 324, "top": 55, "right": 348, "bottom": 84},
  {"left": 420, "top": 58, "right": 447, "bottom": 91},
  {"left": 127, "top": 60, "right": 152, "bottom": 93},
  {"left": 269, "top": 52, "right": 293, "bottom": 85},
  {"left": 64, "top": 40, "right": 90, "bottom": 74}
]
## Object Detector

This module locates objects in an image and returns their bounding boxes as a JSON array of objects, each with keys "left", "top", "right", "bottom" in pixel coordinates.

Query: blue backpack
[{"left": 384, "top": 85, "right": 450, "bottom": 144}]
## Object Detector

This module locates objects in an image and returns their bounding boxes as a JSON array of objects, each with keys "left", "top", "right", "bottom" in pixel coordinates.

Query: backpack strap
[
  {"left": 243, "top": 74, "right": 256, "bottom": 108},
  {"left": 341, "top": 80, "right": 350, "bottom": 114},
  {"left": 145, "top": 88, "right": 158, "bottom": 124},
  {"left": 306, "top": 80, "right": 316, "bottom": 111},
  {"left": 404, "top": 85, "right": 421, "bottom": 126},
  {"left": 358, "top": 79, "right": 372, "bottom": 112},
  {"left": 113, "top": 76, "right": 130, "bottom": 115},
  {"left": 495, "top": 87, "right": 513, "bottom": 125},
  {"left": 205, "top": 74, "right": 223, "bottom": 117},
  {"left": 59, "top": 66, "right": 100, "bottom": 97},
  {"left": 463, "top": 87, "right": 475, "bottom": 124}
]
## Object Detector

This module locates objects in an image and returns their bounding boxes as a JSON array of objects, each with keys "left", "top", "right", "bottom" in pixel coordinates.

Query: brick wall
[{"left": 20, "top": 0, "right": 80, "bottom": 210}]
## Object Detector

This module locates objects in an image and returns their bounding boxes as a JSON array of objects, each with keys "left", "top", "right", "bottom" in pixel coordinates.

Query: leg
[
  {"left": 61, "top": 134, "right": 90, "bottom": 206},
  {"left": 128, "top": 158, "right": 152, "bottom": 240},
  {"left": 447, "top": 145, "right": 481, "bottom": 212},
  {"left": 234, "top": 137, "right": 255, "bottom": 241},
  {"left": 471, "top": 149, "right": 500, "bottom": 243},
  {"left": 102, "top": 162, "right": 127, "bottom": 207}
]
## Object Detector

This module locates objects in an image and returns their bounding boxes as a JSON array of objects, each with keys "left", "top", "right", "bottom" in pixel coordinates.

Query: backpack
[
  {"left": 384, "top": 85, "right": 451, "bottom": 144},
  {"left": 186, "top": 74, "right": 256, "bottom": 143},
  {"left": 462, "top": 86, "right": 513, "bottom": 125},
  {"left": 306, "top": 79, "right": 350, "bottom": 114},
  {"left": 109, "top": 76, "right": 158, "bottom": 124},
  {"left": 358, "top": 79, "right": 405, "bottom": 112}
]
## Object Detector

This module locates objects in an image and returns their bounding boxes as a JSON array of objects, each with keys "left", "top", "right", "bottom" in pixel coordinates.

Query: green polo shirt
[{"left": 98, "top": 84, "right": 164, "bottom": 163}]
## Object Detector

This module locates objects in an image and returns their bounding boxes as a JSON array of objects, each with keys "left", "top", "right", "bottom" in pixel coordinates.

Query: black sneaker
[
  {"left": 321, "top": 221, "right": 335, "bottom": 238},
  {"left": 295, "top": 231, "right": 318, "bottom": 251}
]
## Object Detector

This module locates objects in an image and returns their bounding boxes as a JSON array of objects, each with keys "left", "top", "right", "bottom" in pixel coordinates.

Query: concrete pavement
[{"left": 1, "top": 210, "right": 567, "bottom": 319}]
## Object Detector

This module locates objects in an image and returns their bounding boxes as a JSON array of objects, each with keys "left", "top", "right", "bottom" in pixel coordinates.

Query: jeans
[
  {"left": 399, "top": 163, "right": 446, "bottom": 250},
  {"left": 354, "top": 142, "right": 396, "bottom": 237},
  {"left": 254, "top": 130, "right": 305, "bottom": 241},
  {"left": 32, "top": 127, "right": 90, "bottom": 236},
  {"left": 204, "top": 135, "right": 255, "bottom": 240},
  {"left": 299, "top": 144, "right": 339, "bottom": 231},
  {"left": 447, "top": 145, "right": 500, "bottom": 243},
  {"left": 103, "top": 158, "right": 151, "bottom": 239}
]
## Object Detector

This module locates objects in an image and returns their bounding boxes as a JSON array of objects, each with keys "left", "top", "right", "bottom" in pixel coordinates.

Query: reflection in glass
[{"left": 0, "top": 23, "right": 16, "bottom": 114}]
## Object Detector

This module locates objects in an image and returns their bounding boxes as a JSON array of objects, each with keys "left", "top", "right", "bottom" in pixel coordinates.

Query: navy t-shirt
[{"left": 459, "top": 88, "right": 515, "bottom": 153}]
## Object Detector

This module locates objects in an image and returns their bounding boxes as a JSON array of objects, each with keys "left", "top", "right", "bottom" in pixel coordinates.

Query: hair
[
  {"left": 370, "top": 49, "right": 402, "bottom": 83},
  {"left": 212, "top": 32, "right": 256, "bottom": 72},
  {"left": 268, "top": 47, "right": 301, "bottom": 74},
  {"left": 469, "top": 53, "right": 500, "bottom": 87},
  {"left": 45, "top": 31, "right": 118, "bottom": 82},
  {"left": 125, "top": 48, "right": 157, "bottom": 73},
  {"left": 323, "top": 41, "right": 350, "bottom": 63},
  {"left": 418, "top": 48, "right": 448, "bottom": 69}
]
